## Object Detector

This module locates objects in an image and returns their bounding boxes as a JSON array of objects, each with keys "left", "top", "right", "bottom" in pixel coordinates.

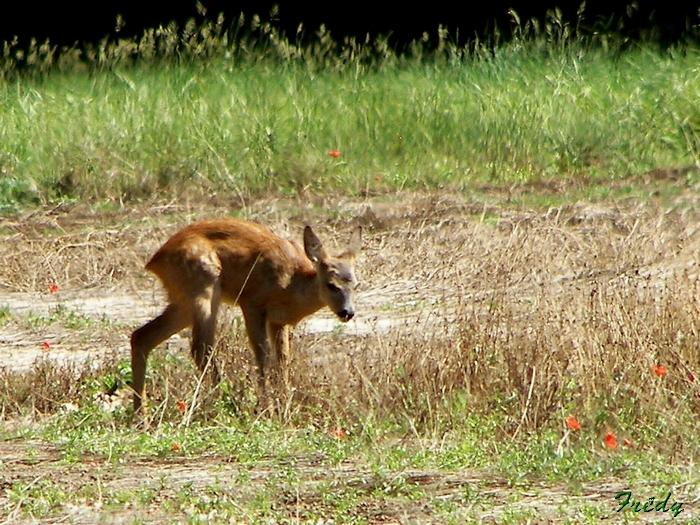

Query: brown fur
[{"left": 130, "top": 218, "right": 361, "bottom": 417}]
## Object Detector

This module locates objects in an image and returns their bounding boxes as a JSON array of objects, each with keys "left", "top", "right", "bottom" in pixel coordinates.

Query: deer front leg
[
  {"left": 268, "top": 322, "right": 290, "bottom": 393},
  {"left": 242, "top": 308, "right": 272, "bottom": 394}
]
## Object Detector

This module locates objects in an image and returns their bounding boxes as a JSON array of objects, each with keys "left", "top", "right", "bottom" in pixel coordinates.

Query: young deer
[{"left": 130, "top": 218, "right": 361, "bottom": 415}]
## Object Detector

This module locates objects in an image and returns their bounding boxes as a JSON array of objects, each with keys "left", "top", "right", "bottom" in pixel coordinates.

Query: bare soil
[{"left": 2, "top": 190, "right": 700, "bottom": 523}]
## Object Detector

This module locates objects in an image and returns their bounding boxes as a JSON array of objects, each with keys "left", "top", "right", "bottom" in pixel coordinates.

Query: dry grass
[
  {"left": 279, "top": 196, "right": 700, "bottom": 446},
  {"left": 1, "top": 191, "right": 700, "bottom": 450}
]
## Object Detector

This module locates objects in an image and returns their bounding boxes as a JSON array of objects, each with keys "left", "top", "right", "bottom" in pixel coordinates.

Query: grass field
[
  {"left": 1, "top": 12, "right": 700, "bottom": 212},
  {"left": 1, "top": 11, "right": 700, "bottom": 524}
]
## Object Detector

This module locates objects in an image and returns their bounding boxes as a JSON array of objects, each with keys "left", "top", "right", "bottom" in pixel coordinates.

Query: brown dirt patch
[{"left": 3, "top": 192, "right": 700, "bottom": 372}]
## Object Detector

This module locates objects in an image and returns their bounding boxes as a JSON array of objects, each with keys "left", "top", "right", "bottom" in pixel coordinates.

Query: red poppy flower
[
  {"left": 172, "top": 443, "right": 181, "bottom": 451},
  {"left": 652, "top": 364, "right": 668, "bottom": 378},
  {"left": 47, "top": 283, "right": 58, "bottom": 293},
  {"left": 565, "top": 416, "right": 581, "bottom": 431},
  {"left": 328, "top": 150, "right": 341, "bottom": 158},
  {"left": 688, "top": 372, "right": 695, "bottom": 383},
  {"left": 176, "top": 399, "right": 187, "bottom": 413},
  {"left": 605, "top": 432, "right": 617, "bottom": 449},
  {"left": 42, "top": 341, "right": 51, "bottom": 349}
]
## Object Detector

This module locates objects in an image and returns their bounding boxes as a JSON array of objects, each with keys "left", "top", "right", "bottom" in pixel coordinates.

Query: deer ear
[
  {"left": 344, "top": 226, "right": 362, "bottom": 259},
  {"left": 304, "top": 226, "right": 327, "bottom": 263}
]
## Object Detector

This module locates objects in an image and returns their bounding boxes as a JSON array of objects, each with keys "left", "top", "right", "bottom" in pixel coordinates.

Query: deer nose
[{"left": 338, "top": 309, "right": 354, "bottom": 322}]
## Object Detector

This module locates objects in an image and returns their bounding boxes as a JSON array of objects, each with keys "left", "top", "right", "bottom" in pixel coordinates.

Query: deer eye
[{"left": 327, "top": 283, "right": 341, "bottom": 293}]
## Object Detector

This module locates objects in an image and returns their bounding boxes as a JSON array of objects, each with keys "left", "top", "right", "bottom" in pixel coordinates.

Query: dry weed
[{"left": 2, "top": 194, "right": 700, "bottom": 446}]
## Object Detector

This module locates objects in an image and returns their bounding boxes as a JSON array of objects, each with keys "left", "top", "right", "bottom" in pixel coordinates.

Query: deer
[{"left": 130, "top": 218, "right": 362, "bottom": 417}]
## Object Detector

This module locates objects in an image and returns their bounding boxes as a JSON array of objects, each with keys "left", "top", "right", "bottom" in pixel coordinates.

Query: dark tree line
[{"left": 2, "top": 1, "right": 699, "bottom": 50}]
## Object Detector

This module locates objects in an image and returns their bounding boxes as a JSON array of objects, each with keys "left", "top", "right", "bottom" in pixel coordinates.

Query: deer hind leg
[
  {"left": 190, "top": 282, "right": 222, "bottom": 385},
  {"left": 131, "top": 304, "right": 190, "bottom": 414}
]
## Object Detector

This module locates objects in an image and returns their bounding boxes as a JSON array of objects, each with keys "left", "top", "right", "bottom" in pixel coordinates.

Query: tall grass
[
  {"left": 1, "top": 12, "right": 700, "bottom": 210},
  {"left": 2, "top": 198, "right": 700, "bottom": 461}
]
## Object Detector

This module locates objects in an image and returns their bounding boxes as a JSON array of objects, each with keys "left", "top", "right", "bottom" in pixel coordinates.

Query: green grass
[
  {"left": 2, "top": 391, "right": 697, "bottom": 523},
  {"left": 0, "top": 16, "right": 699, "bottom": 210},
  {"left": 13, "top": 304, "right": 102, "bottom": 331},
  {"left": 21, "top": 354, "right": 700, "bottom": 482}
]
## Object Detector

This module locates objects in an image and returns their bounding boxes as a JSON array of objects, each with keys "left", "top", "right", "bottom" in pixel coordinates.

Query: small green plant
[{"left": 0, "top": 305, "right": 11, "bottom": 325}]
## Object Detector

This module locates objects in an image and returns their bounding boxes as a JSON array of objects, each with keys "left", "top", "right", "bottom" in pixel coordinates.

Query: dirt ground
[
  {"left": 2, "top": 439, "right": 679, "bottom": 524},
  {"left": 2, "top": 189, "right": 700, "bottom": 522},
  {"left": 3, "top": 190, "right": 699, "bottom": 373},
  {"left": 1, "top": 428, "right": 696, "bottom": 523}
]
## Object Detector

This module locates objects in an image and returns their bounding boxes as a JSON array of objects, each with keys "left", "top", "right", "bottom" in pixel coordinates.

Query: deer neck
[{"left": 287, "top": 269, "right": 326, "bottom": 321}]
